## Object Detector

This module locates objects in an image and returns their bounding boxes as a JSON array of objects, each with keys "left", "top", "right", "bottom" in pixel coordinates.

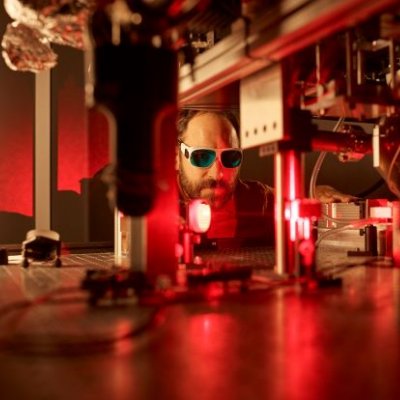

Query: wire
[
  {"left": 386, "top": 144, "right": 400, "bottom": 198},
  {"left": 315, "top": 217, "right": 391, "bottom": 247},
  {"left": 319, "top": 212, "right": 362, "bottom": 225},
  {"left": 0, "top": 306, "right": 164, "bottom": 357},
  {"left": 309, "top": 116, "right": 345, "bottom": 199},
  {"left": 355, "top": 178, "right": 385, "bottom": 198},
  {"left": 309, "top": 152, "right": 327, "bottom": 199},
  {"left": 317, "top": 255, "right": 393, "bottom": 277},
  {"left": 0, "top": 287, "right": 165, "bottom": 357},
  {"left": 0, "top": 287, "right": 81, "bottom": 319},
  {"left": 309, "top": 117, "right": 384, "bottom": 227}
]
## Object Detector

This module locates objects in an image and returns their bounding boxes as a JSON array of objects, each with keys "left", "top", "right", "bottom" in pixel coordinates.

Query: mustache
[{"left": 199, "top": 179, "right": 230, "bottom": 191}]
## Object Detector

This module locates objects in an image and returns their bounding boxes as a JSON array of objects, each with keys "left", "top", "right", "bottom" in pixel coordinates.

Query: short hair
[{"left": 177, "top": 108, "right": 240, "bottom": 140}]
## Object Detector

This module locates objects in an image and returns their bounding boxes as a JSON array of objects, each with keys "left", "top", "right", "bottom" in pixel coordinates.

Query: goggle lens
[
  {"left": 221, "top": 150, "right": 243, "bottom": 168},
  {"left": 190, "top": 150, "right": 216, "bottom": 168}
]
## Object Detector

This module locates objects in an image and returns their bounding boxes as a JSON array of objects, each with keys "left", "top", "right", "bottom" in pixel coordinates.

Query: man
[{"left": 176, "top": 108, "right": 354, "bottom": 247}]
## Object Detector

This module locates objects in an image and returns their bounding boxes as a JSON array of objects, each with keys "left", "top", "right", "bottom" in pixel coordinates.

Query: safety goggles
[{"left": 178, "top": 140, "right": 243, "bottom": 168}]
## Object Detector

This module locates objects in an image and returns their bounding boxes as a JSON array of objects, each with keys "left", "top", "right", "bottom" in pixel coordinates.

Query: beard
[{"left": 178, "top": 168, "right": 236, "bottom": 209}]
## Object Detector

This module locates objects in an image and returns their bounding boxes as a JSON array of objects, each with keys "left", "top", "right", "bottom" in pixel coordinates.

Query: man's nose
[{"left": 207, "top": 158, "right": 224, "bottom": 179}]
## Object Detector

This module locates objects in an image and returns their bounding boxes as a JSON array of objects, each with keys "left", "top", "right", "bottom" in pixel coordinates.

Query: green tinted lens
[
  {"left": 221, "top": 150, "right": 242, "bottom": 168},
  {"left": 190, "top": 149, "right": 216, "bottom": 168}
]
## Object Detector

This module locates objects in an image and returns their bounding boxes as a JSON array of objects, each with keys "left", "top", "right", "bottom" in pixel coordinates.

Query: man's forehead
[{"left": 183, "top": 113, "right": 239, "bottom": 146}]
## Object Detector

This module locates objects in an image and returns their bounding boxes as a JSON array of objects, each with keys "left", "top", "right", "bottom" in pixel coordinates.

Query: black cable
[
  {"left": 0, "top": 306, "right": 164, "bottom": 357},
  {"left": 0, "top": 288, "right": 165, "bottom": 357},
  {"left": 355, "top": 177, "right": 386, "bottom": 198},
  {"left": 0, "top": 286, "right": 81, "bottom": 319}
]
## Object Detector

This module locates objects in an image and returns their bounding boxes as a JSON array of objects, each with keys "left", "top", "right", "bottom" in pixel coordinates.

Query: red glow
[
  {"left": 288, "top": 153, "right": 298, "bottom": 201},
  {"left": 289, "top": 218, "right": 296, "bottom": 242},
  {"left": 111, "top": 320, "right": 136, "bottom": 354},
  {"left": 87, "top": 107, "right": 111, "bottom": 177},
  {"left": 188, "top": 312, "right": 238, "bottom": 356},
  {"left": 370, "top": 206, "right": 392, "bottom": 219},
  {"left": 57, "top": 77, "right": 88, "bottom": 193},
  {"left": 285, "top": 152, "right": 303, "bottom": 242},
  {"left": 287, "top": 201, "right": 298, "bottom": 242},
  {"left": 287, "top": 199, "right": 319, "bottom": 243},
  {"left": 168, "top": 0, "right": 185, "bottom": 17},
  {"left": 57, "top": 78, "right": 109, "bottom": 193},
  {"left": 300, "top": 218, "right": 312, "bottom": 240},
  {"left": 281, "top": 297, "right": 325, "bottom": 399},
  {"left": 188, "top": 199, "right": 211, "bottom": 233},
  {"left": 0, "top": 121, "right": 33, "bottom": 215},
  {"left": 204, "top": 283, "right": 225, "bottom": 301}
]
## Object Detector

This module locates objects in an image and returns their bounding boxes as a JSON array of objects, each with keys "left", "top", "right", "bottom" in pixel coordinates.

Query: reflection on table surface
[{"left": 0, "top": 247, "right": 399, "bottom": 400}]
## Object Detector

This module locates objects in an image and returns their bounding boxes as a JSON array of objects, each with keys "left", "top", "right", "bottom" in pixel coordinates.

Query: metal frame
[
  {"left": 179, "top": 0, "right": 398, "bottom": 104},
  {"left": 34, "top": 70, "right": 51, "bottom": 231}
]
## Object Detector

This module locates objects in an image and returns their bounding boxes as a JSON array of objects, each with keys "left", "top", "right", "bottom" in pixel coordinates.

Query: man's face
[{"left": 177, "top": 113, "right": 241, "bottom": 209}]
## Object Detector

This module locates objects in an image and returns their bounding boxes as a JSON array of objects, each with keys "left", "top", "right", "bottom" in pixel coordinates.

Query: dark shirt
[{"left": 232, "top": 179, "right": 275, "bottom": 245}]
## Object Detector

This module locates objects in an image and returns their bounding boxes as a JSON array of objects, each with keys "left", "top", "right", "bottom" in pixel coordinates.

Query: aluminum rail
[{"left": 178, "top": 0, "right": 399, "bottom": 104}]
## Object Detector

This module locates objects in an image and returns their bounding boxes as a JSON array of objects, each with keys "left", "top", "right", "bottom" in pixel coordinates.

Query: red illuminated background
[
  {"left": 56, "top": 74, "right": 110, "bottom": 194},
  {"left": 0, "top": 4, "right": 110, "bottom": 243},
  {"left": 0, "top": 55, "right": 34, "bottom": 216}
]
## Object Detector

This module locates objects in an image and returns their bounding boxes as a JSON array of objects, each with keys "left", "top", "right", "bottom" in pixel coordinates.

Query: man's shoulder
[
  {"left": 233, "top": 179, "right": 275, "bottom": 244},
  {"left": 235, "top": 179, "right": 274, "bottom": 197},
  {"left": 234, "top": 179, "right": 274, "bottom": 213}
]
